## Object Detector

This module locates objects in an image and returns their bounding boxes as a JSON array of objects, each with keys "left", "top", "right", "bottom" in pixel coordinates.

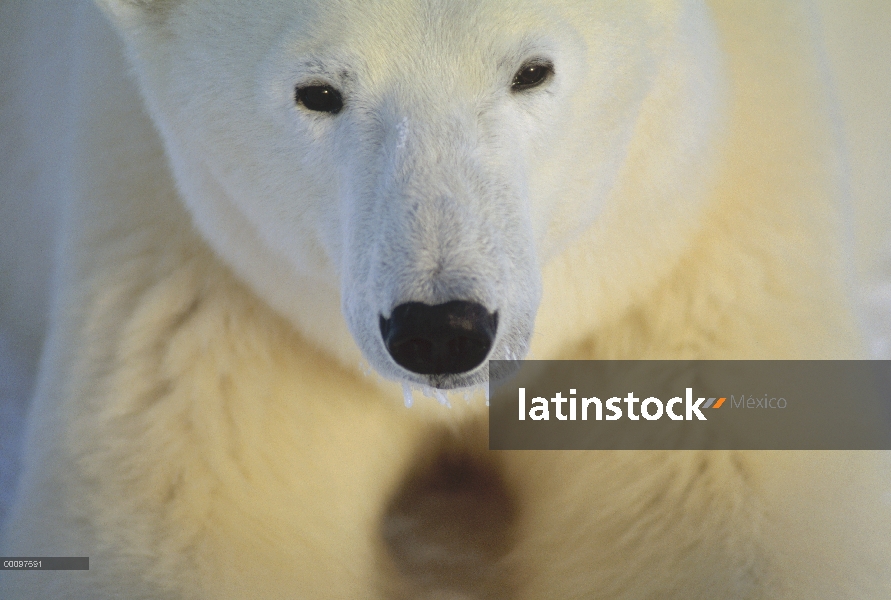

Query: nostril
[{"left": 380, "top": 301, "right": 498, "bottom": 376}]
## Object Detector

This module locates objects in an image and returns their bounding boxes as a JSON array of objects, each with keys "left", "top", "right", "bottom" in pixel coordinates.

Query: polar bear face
[{"left": 97, "top": 0, "right": 718, "bottom": 389}]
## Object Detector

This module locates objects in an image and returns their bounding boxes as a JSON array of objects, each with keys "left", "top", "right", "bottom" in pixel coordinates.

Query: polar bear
[{"left": 2, "top": 0, "right": 890, "bottom": 598}]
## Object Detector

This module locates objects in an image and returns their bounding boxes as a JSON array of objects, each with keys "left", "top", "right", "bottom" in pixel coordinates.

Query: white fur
[{"left": 1, "top": 0, "right": 890, "bottom": 598}]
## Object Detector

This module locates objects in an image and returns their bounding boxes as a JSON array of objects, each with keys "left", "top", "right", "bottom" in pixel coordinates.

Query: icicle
[
  {"left": 433, "top": 389, "right": 451, "bottom": 408},
  {"left": 395, "top": 116, "right": 409, "bottom": 151},
  {"left": 484, "top": 385, "right": 490, "bottom": 407},
  {"left": 402, "top": 383, "right": 413, "bottom": 408},
  {"left": 359, "top": 360, "right": 372, "bottom": 377}
]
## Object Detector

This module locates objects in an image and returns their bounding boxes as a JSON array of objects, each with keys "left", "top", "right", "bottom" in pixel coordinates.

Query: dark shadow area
[{"left": 381, "top": 431, "right": 517, "bottom": 599}]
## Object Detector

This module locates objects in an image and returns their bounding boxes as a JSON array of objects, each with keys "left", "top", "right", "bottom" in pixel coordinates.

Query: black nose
[{"left": 380, "top": 301, "right": 498, "bottom": 376}]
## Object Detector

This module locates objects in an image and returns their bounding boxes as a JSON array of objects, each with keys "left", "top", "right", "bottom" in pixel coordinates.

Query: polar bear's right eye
[
  {"left": 511, "top": 60, "right": 554, "bottom": 92},
  {"left": 295, "top": 84, "right": 344, "bottom": 114}
]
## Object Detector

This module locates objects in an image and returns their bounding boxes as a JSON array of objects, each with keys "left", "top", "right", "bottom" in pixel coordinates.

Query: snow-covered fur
[{"left": 1, "top": 0, "right": 890, "bottom": 598}]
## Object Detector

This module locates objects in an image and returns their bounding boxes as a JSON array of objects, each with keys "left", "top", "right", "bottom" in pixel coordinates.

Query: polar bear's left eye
[
  {"left": 511, "top": 60, "right": 554, "bottom": 92},
  {"left": 295, "top": 84, "right": 344, "bottom": 114}
]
